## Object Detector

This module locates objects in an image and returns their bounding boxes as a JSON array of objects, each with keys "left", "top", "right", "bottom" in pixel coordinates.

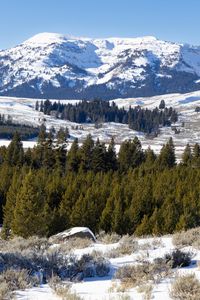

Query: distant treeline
[
  {"left": 35, "top": 99, "right": 178, "bottom": 134},
  {"left": 0, "top": 114, "right": 40, "bottom": 140},
  {"left": 1, "top": 130, "right": 200, "bottom": 239}
]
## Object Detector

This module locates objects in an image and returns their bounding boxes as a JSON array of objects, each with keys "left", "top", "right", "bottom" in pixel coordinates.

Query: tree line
[
  {"left": 35, "top": 99, "right": 178, "bottom": 134},
  {"left": 0, "top": 114, "right": 40, "bottom": 140},
  {"left": 1, "top": 129, "right": 200, "bottom": 239}
]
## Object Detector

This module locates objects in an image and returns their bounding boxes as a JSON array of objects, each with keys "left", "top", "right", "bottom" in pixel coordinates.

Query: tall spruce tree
[
  {"left": 12, "top": 171, "right": 49, "bottom": 237},
  {"left": 182, "top": 144, "right": 193, "bottom": 166}
]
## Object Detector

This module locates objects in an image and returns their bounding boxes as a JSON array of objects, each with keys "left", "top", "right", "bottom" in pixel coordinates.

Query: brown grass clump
[
  {"left": 58, "top": 237, "right": 92, "bottom": 254},
  {"left": 170, "top": 273, "right": 200, "bottom": 300},
  {"left": 172, "top": 227, "right": 200, "bottom": 249},
  {"left": 115, "top": 259, "right": 172, "bottom": 288},
  {"left": 49, "top": 275, "right": 83, "bottom": 300},
  {"left": 0, "top": 268, "right": 39, "bottom": 299},
  {"left": 97, "top": 231, "right": 121, "bottom": 244}
]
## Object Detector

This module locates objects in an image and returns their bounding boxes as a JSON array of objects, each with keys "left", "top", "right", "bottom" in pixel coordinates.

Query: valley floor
[
  {"left": 15, "top": 235, "right": 200, "bottom": 300},
  {"left": 1, "top": 90, "right": 200, "bottom": 159}
]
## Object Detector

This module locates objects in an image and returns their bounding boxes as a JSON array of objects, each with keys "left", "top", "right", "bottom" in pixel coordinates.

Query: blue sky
[{"left": 1, "top": 0, "right": 200, "bottom": 49}]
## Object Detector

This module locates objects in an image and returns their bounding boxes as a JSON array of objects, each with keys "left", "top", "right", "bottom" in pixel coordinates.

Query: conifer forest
[{"left": 1, "top": 127, "right": 200, "bottom": 239}]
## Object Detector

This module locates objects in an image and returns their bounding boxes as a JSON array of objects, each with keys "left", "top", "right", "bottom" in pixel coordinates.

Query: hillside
[
  {"left": 1, "top": 90, "right": 200, "bottom": 158},
  {"left": 1, "top": 33, "right": 200, "bottom": 99}
]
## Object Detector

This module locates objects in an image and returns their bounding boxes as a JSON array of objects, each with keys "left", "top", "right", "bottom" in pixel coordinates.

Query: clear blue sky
[{"left": 1, "top": 0, "right": 200, "bottom": 49}]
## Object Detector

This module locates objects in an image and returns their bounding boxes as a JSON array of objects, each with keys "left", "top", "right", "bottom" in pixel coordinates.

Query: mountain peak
[
  {"left": 1, "top": 33, "right": 200, "bottom": 100},
  {"left": 23, "top": 32, "right": 70, "bottom": 45}
]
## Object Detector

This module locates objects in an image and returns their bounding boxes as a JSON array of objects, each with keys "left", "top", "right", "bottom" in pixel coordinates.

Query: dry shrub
[
  {"left": 108, "top": 294, "right": 131, "bottom": 300},
  {"left": 97, "top": 231, "right": 121, "bottom": 244},
  {"left": 106, "top": 239, "right": 139, "bottom": 258},
  {"left": 172, "top": 227, "right": 200, "bottom": 249},
  {"left": 49, "top": 275, "right": 82, "bottom": 300},
  {"left": 58, "top": 237, "right": 92, "bottom": 254},
  {"left": 164, "top": 249, "right": 192, "bottom": 268},
  {"left": 115, "top": 259, "right": 172, "bottom": 288},
  {"left": 151, "top": 238, "right": 164, "bottom": 249},
  {"left": 0, "top": 268, "right": 39, "bottom": 299},
  {"left": 0, "top": 281, "right": 10, "bottom": 300},
  {"left": 139, "top": 238, "right": 164, "bottom": 252},
  {"left": 170, "top": 273, "right": 200, "bottom": 300},
  {"left": 0, "top": 236, "right": 50, "bottom": 254},
  {"left": 137, "top": 284, "right": 153, "bottom": 300}
]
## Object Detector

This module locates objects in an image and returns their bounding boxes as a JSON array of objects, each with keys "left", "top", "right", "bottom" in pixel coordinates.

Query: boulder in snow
[{"left": 50, "top": 227, "right": 96, "bottom": 243}]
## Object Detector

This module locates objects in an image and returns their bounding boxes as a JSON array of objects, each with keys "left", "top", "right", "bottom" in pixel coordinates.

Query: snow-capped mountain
[{"left": 1, "top": 32, "right": 200, "bottom": 100}]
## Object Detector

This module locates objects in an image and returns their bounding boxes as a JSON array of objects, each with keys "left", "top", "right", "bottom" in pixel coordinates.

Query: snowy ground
[
  {"left": 1, "top": 91, "right": 200, "bottom": 158},
  {"left": 15, "top": 235, "right": 200, "bottom": 300}
]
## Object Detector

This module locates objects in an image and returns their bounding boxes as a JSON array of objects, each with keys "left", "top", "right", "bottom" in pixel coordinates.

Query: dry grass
[
  {"left": 115, "top": 259, "right": 172, "bottom": 288},
  {"left": 97, "top": 231, "right": 121, "bottom": 244},
  {"left": 49, "top": 275, "right": 83, "bottom": 300},
  {"left": 172, "top": 227, "right": 200, "bottom": 249},
  {"left": 58, "top": 237, "right": 92, "bottom": 254},
  {"left": 137, "top": 284, "right": 153, "bottom": 300},
  {"left": 0, "top": 268, "right": 39, "bottom": 299},
  {"left": 106, "top": 240, "right": 139, "bottom": 258},
  {"left": 170, "top": 273, "right": 200, "bottom": 300}
]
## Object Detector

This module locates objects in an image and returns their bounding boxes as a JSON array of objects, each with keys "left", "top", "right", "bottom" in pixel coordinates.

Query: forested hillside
[
  {"left": 36, "top": 99, "right": 178, "bottom": 134},
  {"left": 0, "top": 114, "right": 40, "bottom": 140},
  {"left": 0, "top": 129, "right": 200, "bottom": 239}
]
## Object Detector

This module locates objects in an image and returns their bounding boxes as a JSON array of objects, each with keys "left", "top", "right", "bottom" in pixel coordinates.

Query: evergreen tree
[
  {"left": 12, "top": 171, "right": 49, "bottom": 238},
  {"left": 182, "top": 144, "right": 193, "bottom": 166},
  {"left": 2, "top": 171, "right": 23, "bottom": 238},
  {"left": 67, "top": 138, "right": 80, "bottom": 172},
  {"left": 159, "top": 100, "right": 165, "bottom": 109},
  {"left": 79, "top": 134, "right": 94, "bottom": 171},
  {"left": 192, "top": 143, "right": 200, "bottom": 167},
  {"left": 105, "top": 137, "right": 118, "bottom": 171},
  {"left": 91, "top": 139, "right": 107, "bottom": 172},
  {"left": 6, "top": 132, "right": 24, "bottom": 166},
  {"left": 118, "top": 137, "right": 144, "bottom": 172},
  {"left": 157, "top": 137, "right": 176, "bottom": 169}
]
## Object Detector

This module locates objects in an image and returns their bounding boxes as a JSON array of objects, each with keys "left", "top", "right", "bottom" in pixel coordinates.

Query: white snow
[
  {"left": 15, "top": 234, "right": 200, "bottom": 300},
  {"left": 1, "top": 91, "right": 200, "bottom": 158},
  {"left": 1, "top": 33, "right": 200, "bottom": 93},
  {"left": 53, "top": 227, "right": 96, "bottom": 241}
]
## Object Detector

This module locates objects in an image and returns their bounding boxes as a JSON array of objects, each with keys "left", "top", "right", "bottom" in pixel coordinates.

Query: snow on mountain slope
[{"left": 1, "top": 33, "right": 200, "bottom": 99}]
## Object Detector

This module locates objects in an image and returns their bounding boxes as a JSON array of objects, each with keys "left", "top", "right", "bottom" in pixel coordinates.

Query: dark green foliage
[
  {"left": 38, "top": 99, "right": 178, "bottom": 134},
  {"left": 1, "top": 133, "right": 200, "bottom": 238},
  {"left": 0, "top": 114, "right": 39, "bottom": 140},
  {"left": 159, "top": 100, "right": 166, "bottom": 109}
]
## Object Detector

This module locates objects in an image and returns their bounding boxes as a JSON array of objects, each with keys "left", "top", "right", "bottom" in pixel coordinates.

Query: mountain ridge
[{"left": 1, "top": 33, "right": 200, "bottom": 100}]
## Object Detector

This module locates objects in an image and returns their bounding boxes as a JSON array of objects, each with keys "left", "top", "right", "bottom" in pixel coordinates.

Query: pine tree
[
  {"left": 118, "top": 137, "right": 144, "bottom": 172},
  {"left": 157, "top": 137, "right": 176, "bottom": 169},
  {"left": 91, "top": 139, "right": 107, "bottom": 172},
  {"left": 79, "top": 134, "right": 94, "bottom": 171},
  {"left": 192, "top": 143, "right": 200, "bottom": 167},
  {"left": 67, "top": 138, "right": 80, "bottom": 172},
  {"left": 159, "top": 100, "right": 165, "bottom": 110},
  {"left": 2, "top": 171, "right": 23, "bottom": 238},
  {"left": 35, "top": 100, "right": 39, "bottom": 111},
  {"left": 6, "top": 132, "right": 24, "bottom": 166},
  {"left": 134, "top": 215, "right": 151, "bottom": 236},
  {"left": 12, "top": 171, "right": 48, "bottom": 238},
  {"left": 55, "top": 127, "right": 68, "bottom": 171},
  {"left": 106, "top": 137, "right": 118, "bottom": 171},
  {"left": 111, "top": 185, "right": 124, "bottom": 234},
  {"left": 182, "top": 144, "right": 192, "bottom": 166}
]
